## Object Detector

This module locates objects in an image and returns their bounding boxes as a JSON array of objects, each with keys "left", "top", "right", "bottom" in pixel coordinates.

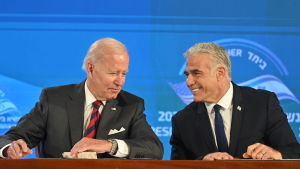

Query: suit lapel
[
  {"left": 96, "top": 99, "right": 122, "bottom": 139},
  {"left": 228, "top": 82, "right": 244, "bottom": 156},
  {"left": 66, "top": 80, "right": 86, "bottom": 147},
  {"left": 196, "top": 102, "right": 218, "bottom": 152}
]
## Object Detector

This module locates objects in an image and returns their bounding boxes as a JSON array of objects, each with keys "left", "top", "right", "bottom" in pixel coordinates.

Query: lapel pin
[
  {"left": 111, "top": 108, "right": 116, "bottom": 111},
  {"left": 237, "top": 106, "right": 241, "bottom": 111}
]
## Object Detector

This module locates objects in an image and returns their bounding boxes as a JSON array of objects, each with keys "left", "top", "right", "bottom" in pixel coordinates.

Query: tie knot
[
  {"left": 214, "top": 104, "right": 221, "bottom": 113},
  {"left": 93, "top": 100, "right": 102, "bottom": 109}
]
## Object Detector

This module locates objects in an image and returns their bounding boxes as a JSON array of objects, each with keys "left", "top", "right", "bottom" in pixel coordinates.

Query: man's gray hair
[
  {"left": 82, "top": 38, "right": 128, "bottom": 71},
  {"left": 184, "top": 42, "right": 231, "bottom": 81}
]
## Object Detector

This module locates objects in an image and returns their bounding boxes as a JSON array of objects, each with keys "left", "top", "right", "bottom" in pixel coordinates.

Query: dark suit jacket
[
  {"left": 0, "top": 80, "right": 164, "bottom": 159},
  {"left": 170, "top": 82, "right": 300, "bottom": 159}
]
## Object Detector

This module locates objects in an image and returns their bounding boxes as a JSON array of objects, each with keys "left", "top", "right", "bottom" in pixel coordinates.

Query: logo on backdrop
[
  {"left": 169, "top": 38, "right": 300, "bottom": 138},
  {"left": 0, "top": 90, "right": 19, "bottom": 115},
  {"left": 0, "top": 88, "right": 21, "bottom": 131}
]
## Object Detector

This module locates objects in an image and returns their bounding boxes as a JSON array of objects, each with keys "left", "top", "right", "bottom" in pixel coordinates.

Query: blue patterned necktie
[{"left": 214, "top": 104, "right": 228, "bottom": 152}]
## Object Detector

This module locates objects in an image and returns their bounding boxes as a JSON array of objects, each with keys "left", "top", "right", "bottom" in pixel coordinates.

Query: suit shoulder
[
  {"left": 117, "top": 90, "right": 143, "bottom": 105},
  {"left": 239, "top": 86, "right": 273, "bottom": 98},
  {"left": 44, "top": 83, "right": 77, "bottom": 91},
  {"left": 173, "top": 101, "right": 199, "bottom": 120},
  {"left": 42, "top": 83, "right": 78, "bottom": 98},
  {"left": 44, "top": 83, "right": 77, "bottom": 92}
]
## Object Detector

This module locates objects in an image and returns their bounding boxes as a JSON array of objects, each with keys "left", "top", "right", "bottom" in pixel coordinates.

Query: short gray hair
[
  {"left": 82, "top": 38, "right": 128, "bottom": 71},
  {"left": 184, "top": 42, "right": 231, "bottom": 81}
]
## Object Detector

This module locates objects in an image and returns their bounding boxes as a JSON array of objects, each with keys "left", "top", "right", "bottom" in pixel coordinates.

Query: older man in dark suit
[
  {"left": 170, "top": 42, "right": 300, "bottom": 160},
  {"left": 0, "top": 38, "right": 164, "bottom": 159}
]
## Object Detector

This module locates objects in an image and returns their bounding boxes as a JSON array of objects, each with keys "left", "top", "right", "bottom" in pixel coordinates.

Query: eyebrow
[
  {"left": 185, "top": 69, "right": 202, "bottom": 74},
  {"left": 109, "top": 70, "right": 129, "bottom": 73},
  {"left": 190, "top": 69, "right": 201, "bottom": 73}
]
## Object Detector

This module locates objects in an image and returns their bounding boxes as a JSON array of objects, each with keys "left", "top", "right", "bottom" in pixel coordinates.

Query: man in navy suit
[
  {"left": 0, "top": 38, "right": 163, "bottom": 159},
  {"left": 170, "top": 42, "right": 300, "bottom": 160}
]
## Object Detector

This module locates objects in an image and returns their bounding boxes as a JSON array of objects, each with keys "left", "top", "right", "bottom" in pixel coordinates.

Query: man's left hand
[
  {"left": 70, "top": 137, "right": 112, "bottom": 158},
  {"left": 243, "top": 143, "right": 282, "bottom": 159}
]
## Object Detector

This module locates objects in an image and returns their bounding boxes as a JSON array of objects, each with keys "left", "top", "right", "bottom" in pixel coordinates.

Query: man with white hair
[
  {"left": 170, "top": 42, "right": 300, "bottom": 160},
  {"left": 0, "top": 38, "right": 164, "bottom": 159}
]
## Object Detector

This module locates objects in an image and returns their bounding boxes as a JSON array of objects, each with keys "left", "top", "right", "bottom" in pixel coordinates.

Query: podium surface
[{"left": 1, "top": 159, "right": 300, "bottom": 169}]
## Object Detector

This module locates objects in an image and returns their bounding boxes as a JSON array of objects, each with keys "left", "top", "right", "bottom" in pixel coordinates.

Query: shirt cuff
[
  {"left": 0, "top": 144, "right": 11, "bottom": 158},
  {"left": 112, "top": 139, "right": 129, "bottom": 157}
]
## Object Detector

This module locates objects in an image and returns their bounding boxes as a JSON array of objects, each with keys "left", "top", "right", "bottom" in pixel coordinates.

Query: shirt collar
[
  {"left": 205, "top": 82, "right": 233, "bottom": 114},
  {"left": 85, "top": 81, "right": 106, "bottom": 108}
]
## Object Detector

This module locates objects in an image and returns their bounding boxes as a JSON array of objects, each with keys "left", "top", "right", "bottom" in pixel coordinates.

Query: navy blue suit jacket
[{"left": 170, "top": 82, "right": 300, "bottom": 159}]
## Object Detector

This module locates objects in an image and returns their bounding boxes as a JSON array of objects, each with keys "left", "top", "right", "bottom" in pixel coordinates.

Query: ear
[
  {"left": 216, "top": 66, "right": 226, "bottom": 81},
  {"left": 86, "top": 61, "right": 95, "bottom": 79}
]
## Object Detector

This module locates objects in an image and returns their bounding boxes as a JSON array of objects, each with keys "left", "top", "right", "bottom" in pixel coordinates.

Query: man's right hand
[
  {"left": 203, "top": 152, "right": 234, "bottom": 161},
  {"left": 4, "top": 139, "right": 32, "bottom": 159}
]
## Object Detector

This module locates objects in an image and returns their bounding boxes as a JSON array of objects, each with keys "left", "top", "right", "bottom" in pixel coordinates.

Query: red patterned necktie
[{"left": 86, "top": 100, "right": 102, "bottom": 138}]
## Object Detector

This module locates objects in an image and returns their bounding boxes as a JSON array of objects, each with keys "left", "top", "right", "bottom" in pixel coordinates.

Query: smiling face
[
  {"left": 184, "top": 53, "right": 221, "bottom": 103},
  {"left": 86, "top": 52, "right": 129, "bottom": 101}
]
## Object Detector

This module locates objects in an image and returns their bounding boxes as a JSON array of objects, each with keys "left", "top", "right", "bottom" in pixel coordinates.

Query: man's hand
[
  {"left": 203, "top": 152, "right": 234, "bottom": 161},
  {"left": 243, "top": 143, "right": 282, "bottom": 159},
  {"left": 70, "top": 137, "right": 112, "bottom": 158},
  {"left": 4, "top": 139, "right": 32, "bottom": 159}
]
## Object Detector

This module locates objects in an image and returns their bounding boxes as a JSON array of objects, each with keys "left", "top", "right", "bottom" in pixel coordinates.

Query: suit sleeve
[
  {"left": 266, "top": 92, "right": 300, "bottom": 159},
  {"left": 122, "top": 99, "right": 164, "bottom": 159},
  {"left": 0, "top": 89, "right": 48, "bottom": 151},
  {"left": 170, "top": 116, "right": 190, "bottom": 160}
]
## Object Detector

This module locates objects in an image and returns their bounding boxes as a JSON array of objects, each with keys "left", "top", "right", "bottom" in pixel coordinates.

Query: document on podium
[{"left": 62, "top": 152, "right": 97, "bottom": 159}]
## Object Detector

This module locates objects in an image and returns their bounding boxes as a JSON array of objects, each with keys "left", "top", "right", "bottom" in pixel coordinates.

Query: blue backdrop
[{"left": 0, "top": 0, "right": 299, "bottom": 159}]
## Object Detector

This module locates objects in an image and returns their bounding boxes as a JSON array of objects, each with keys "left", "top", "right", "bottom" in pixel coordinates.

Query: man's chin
[
  {"left": 106, "top": 94, "right": 119, "bottom": 101},
  {"left": 193, "top": 96, "right": 203, "bottom": 102}
]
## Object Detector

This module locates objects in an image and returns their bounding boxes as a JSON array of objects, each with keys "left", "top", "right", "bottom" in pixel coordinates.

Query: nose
[
  {"left": 186, "top": 75, "right": 194, "bottom": 87},
  {"left": 115, "top": 74, "right": 125, "bottom": 86}
]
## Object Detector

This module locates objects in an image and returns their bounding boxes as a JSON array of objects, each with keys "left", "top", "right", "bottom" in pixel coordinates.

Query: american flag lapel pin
[
  {"left": 111, "top": 108, "right": 116, "bottom": 111},
  {"left": 237, "top": 106, "right": 241, "bottom": 111}
]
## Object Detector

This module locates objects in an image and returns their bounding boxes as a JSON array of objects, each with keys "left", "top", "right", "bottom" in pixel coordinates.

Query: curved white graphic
[
  {"left": 168, "top": 81, "right": 193, "bottom": 105},
  {"left": 237, "top": 75, "right": 299, "bottom": 104},
  {"left": 214, "top": 38, "right": 289, "bottom": 76}
]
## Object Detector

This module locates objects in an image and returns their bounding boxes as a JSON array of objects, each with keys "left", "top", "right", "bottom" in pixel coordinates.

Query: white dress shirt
[
  {"left": 205, "top": 82, "right": 233, "bottom": 148},
  {"left": 83, "top": 82, "right": 129, "bottom": 157}
]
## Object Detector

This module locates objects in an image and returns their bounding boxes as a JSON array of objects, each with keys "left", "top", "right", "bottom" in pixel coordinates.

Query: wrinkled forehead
[
  {"left": 97, "top": 52, "right": 129, "bottom": 70},
  {"left": 186, "top": 55, "right": 210, "bottom": 69},
  {"left": 102, "top": 46, "right": 127, "bottom": 55},
  {"left": 101, "top": 52, "right": 129, "bottom": 62},
  {"left": 186, "top": 54, "right": 209, "bottom": 66}
]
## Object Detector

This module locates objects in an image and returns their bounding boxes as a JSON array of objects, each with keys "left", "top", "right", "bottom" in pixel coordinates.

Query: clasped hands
[
  {"left": 203, "top": 143, "right": 282, "bottom": 161},
  {"left": 4, "top": 137, "right": 113, "bottom": 159}
]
